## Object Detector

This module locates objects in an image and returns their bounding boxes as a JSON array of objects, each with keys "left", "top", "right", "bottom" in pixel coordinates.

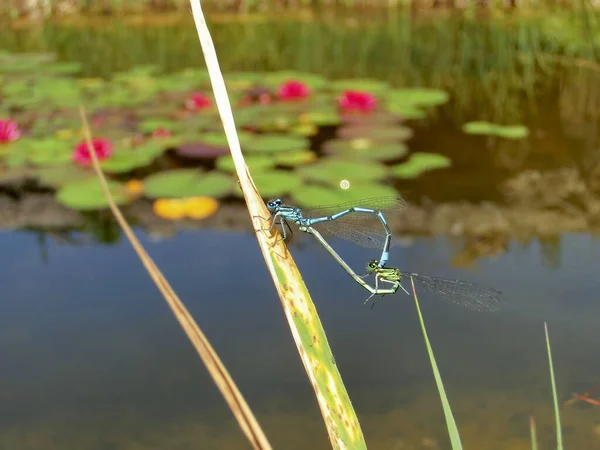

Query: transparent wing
[
  {"left": 303, "top": 196, "right": 407, "bottom": 249},
  {"left": 401, "top": 272, "right": 503, "bottom": 312},
  {"left": 313, "top": 220, "right": 399, "bottom": 249},
  {"left": 302, "top": 196, "right": 408, "bottom": 221}
]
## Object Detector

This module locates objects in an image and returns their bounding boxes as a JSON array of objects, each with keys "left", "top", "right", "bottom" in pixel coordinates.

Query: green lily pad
[
  {"left": 298, "top": 110, "right": 341, "bottom": 126},
  {"left": 273, "top": 150, "right": 317, "bottom": 167},
  {"left": 322, "top": 139, "right": 408, "bottom": 161},
  {"left": 99, "top": 150, "right": 157, "bottom": 174},
  {"left": 289, "top": 123, "right": 318, "bottom": 137},
  {"left": 331, "top": 78, "right": 390, "bottom": 95},
  {"left": 336, "top": 125, "right": 413, "bottom": 141},
  {"left": 387, "top": 88, "right": 450, "bottom": 107},
  {"left": 245, "top": 134, "right": 309, "bottom": 153},
  {"left": 37, "top": 165, "right": 95, "bottom": 187},
  {"left": 32, "top": 77, "right": 83, "bottom": 108},
  {"left": 13, "top": 138, "right": 75, "bottom": 167},
  {"left": 462, "top": 121, "right": 529, "bottom": 139},
  {"left": 264, "top": 71, "right": 329, "bottom": 91},
  {"left": 249, "top": 170, "right": 304, "bottom": 198},
  {"left": 390, "top": 152, "right": 452, "bottom": 178},
  {"left": 290, "top": 183, "right": 399, "bottom": 209},
  {"left": 216, "top": 155, "right": 276, "bottom": 173},
  {"left": 385, "top": 102, "right": 427, "bottom": 119},
  {"left": 143, "top": 169, "right": 233, "bottom": 199},
  {"left": 298, "top": 159, "right": 388, "bottom": 185},
  {"left": 56, "top": 178, "right": 129, "bottom": 211}
]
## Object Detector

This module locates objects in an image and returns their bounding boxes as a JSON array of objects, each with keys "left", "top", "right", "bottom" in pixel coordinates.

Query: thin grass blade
[
  {"left": 78, "top": 107, "right": 272, "bottom": 450},
  {"left": 188, "top": 2, "right": 367, "bottom": 448},
  {"left": 545, "top": 321, "right": 564, "bottom": 450},
  {"left": 410, "top": 276, "right": 463, "bottom": 450},
  {"left": 530, "top": 416, "right": 538, "bottom": 450}
]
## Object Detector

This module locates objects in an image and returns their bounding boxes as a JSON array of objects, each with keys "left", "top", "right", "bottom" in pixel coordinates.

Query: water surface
[{"left": 1, "top": 228, "right": 600, "bottom": 449}]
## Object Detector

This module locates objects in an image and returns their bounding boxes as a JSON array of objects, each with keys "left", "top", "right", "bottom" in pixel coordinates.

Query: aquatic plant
[
  {"left": 390, "top": 152, "right": 452, "bottom": 178},
  {"left": 185, "top": 91, "right": 212, "bottom": 110},
  {"left": 278, "top": 80, "right": 311, "bottom": 100},
  {"left": 72, "top": 138, "right": 112, "bottom": 166},
  {"left": 56, "top": 177, "right": 129, "bottom": 210},
  {"left": 0, "top": 119, "right": 20, "bottom": 143},
  {"left": 338, "top": 90, "right": 378, "bottom": 113},
  {"left": 462, "top": 121, "right": 530, "bottom": 139},
  {"left": 143, "top": 169, "right": 233, "bottom": 199}
]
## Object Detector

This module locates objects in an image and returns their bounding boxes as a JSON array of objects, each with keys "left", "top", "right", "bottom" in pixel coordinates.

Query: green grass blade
[
  {"left": 530, "top": 416, "right": 538, "bottom": 450},
  {"left": 410, "top": 277, "right": 463, "bottom": 450},
  {"left": 544, "top": 321, "right": 564, "bottom": 450}
]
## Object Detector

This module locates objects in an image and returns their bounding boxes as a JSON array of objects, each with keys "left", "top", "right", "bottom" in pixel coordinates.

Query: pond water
[
  {"left": 2, "top": 12, "right": 600, "bottom": 450},
  {"left": 2, "top": 229, "right": 600, "bottom": 449}
]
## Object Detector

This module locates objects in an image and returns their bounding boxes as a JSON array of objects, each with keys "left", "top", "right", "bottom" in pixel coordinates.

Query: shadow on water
[{"left": 1, "top": 228, "right": 600, "bottom": 448}]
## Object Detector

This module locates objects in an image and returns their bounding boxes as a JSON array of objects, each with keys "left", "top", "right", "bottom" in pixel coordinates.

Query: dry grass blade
[
  {"left": 188, "top": 1, "right": 367, "bottom": 448},
  {"left": 77, "top": 106, "right": 273, "bottom": 450}
]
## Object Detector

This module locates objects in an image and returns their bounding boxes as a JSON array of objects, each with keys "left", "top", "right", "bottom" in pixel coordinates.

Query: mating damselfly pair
[{"left": 257, "top": 195, "right": 502, "bottom": 312}]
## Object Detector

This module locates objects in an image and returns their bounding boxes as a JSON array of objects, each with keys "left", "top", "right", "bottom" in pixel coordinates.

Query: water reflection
[{"left": 0, "top": 229, "right": 600, "bottom": 449}]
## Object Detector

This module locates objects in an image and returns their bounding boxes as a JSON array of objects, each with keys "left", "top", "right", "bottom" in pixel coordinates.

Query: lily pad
[
  {"left": 385, "top": 102, "right": 427, "bottom": 120},
  {"left": 390, "top": 152, "right": 452, "bottom": 178},
  {"left": 245, "top": 134, "right": 309, "bottom": 153},
  {"left": 273, "top": 150, "right": 317, "bottom": 166},
  {"left": 462, "top": 121, "right": 529, "bottom": 139},
  {"left": 387, "top": 88, "right": 450, "bottom": 107},
  {"left": 143, "top": 169, "right": 233, "bottom": 199},
  {"left": 13, "top": 138, "right": 75, "bottom": 167},
  {"left": 99, "top": 150, "right": 158, "bottom": 174},
  {"left": 249, "top": 170, "right": 304, "bottom": 198},
  {"left": 290, "top": 183, "right": 399, "bottom": 209},
  {"left": 289, "top": 123, "right": 318, "bottom": 137},
  {"left": 340, "top": 110, "right": 401, "bottom": 125},
  {"left": 331, "top": 78, "right": 390, "bottom": 95},
  {"left": 336, "top": 125, "right": 413, "bottom": 141},
  {"left": 37, "top": 165, "right": 95, "bottom": 187},
  {"left": 298, "top": 110, "right": 341, "bottom": 126},
  {"left": 56, "top": 178, "right": 129, "bottom": 211},
  {"left": 216, "top": 155, "right": 276, "bottom": 173},
  {"left": 176, "top": 142, "right": 229, "bottom": 159},
  {"left": 298, "top": 159, "right": 388, "bottom": 185},
  {"left": 322, "top": 139, "right": 408, "bottom": 161}
]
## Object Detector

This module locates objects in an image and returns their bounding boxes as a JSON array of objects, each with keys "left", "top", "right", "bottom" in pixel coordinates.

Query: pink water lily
[
  {"left": 338, "top": 90, "right": 377, "bottom": 113},
  {"left": 278, "top": 80, "right": 310, "bottom": 101},
  {"left": 0, "top": 119, "right": 21, "bottom": 143},
  {"left": 72, "top": 138, "right": 113, "bottom": 166},
  {"left": 185, "top": 92, "right": 212, "bottom": 111}
]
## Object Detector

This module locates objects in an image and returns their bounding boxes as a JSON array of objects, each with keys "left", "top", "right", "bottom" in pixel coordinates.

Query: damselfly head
[
  {"left": 266, "top": 198, "right": 283, "bottom": 212},
  {"left": 367, "top": 260, "right": 379, "bottom": 271}
]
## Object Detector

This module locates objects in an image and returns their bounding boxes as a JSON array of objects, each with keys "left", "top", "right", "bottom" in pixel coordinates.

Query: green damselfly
[{"left": 364, "top": 260, "right": 503, "bottom": 311}]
